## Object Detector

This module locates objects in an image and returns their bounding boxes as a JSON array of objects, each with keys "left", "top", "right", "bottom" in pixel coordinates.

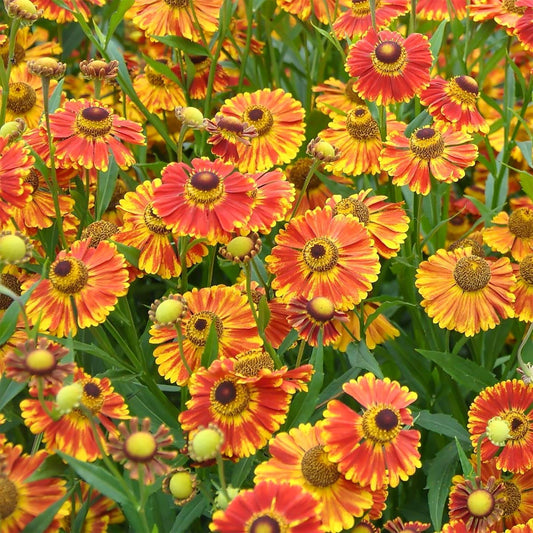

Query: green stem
[
  {"left": 175, "top": 325, "right": 193, "bottom": 377},
  {"left": 295, "top": 339, "right": 306, "bottom": 367},
  {"left": 237, "top": 0, "right": 254, "bottom": 92},
  {"left": 0, "top": 19, "right": 21, "bottom": 125},
  {"left": 37, "top": 378, "right": 56, "bottom": 419},
  {"left": 517, "top": 322, "right": 533, "bottom": 375},
  {"left": 216, "top": 452, "right": 229, "bottom": 502},
  {"left": 289, "top": 159, "right": 321, "bottom": 221}
]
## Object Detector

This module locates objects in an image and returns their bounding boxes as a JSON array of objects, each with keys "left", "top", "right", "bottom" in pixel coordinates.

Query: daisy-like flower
[
  {"left": 108, "top": 417, "right": 177, "bottom": 484},
  {"left": 320, "top": 106, "right": 382, "bottom": 177},
  {"left": 48, "top": 98, "right": 145, "bottom": 171},
  {"left": 512, "top": 254, "right": 533, "bottom": 322},
  {"left": 448, "top": 476, "right": 506, "bottom": 533},
  {"left": 0, "top": 441, "right": 68, "bottom": 532},
  {"left": 287, "top": 295, "right": 348, "bottom": 347},
  {"left": 266, "top": 206, "right": 381, "bottom": 310},
  {"left": 179, "top": 358, "right": 295, "bottom": 458},
  {"left": 277, "top": 0, "right": 340, "bottom": 23},
  {"left": 416, "top": 248, "right": 515, "bottom": 337},
  {"left": 321, "top": 372, "right": 421, "bottom": 490},
  {"left": 312, "top": 77, "right": 364, "bottom": 118},
  {"left": 149, "top": 285, "right": 262, "bottom": 386},
  {"left": 333, "top": 0, "right": 409, "bottom": 39},
  {"left": 181, "top": 55, "right": 230, "bottom": 100},
  {"left": 152, "top": 158, "right": 255, "bottom": 244},
  {"left": 129, "top": 0, "right": 223, "bottom": 42},
  {"left": 501, "top": 519, "right": 533, "bottom": 533},
  {"left": 416, "top": 0, "right": 467, "bottom": 18},
  {"left": 384, "top": 518, "right": 431, "bottom": 533},
  {"left": 25, "top": 239, "right": 130, "bottom": 338},
  {"left": 483, "top": 208, "right": 533, "bottom": 261},
  {"left": 327, "top": 190, "right": 409, "bottom": 259},
  {"left": 218, "top": 88, "right": 306, "bottom": 173},
  {"left": 468, "top": 379, "right": 533, "bottom": 473},
  {"left": 516, "top": 1, "right": 533, "bottom": 52},
  {"left": 0, "top": 136, "right": 33, "bottom": 224},
  {"left": 470, "top": 0, "right": 526, "bottom": 33},
  {"left": 420, "top": 76, "right": 489, "bottom": 134},
  {"left": 20, "top": 367, "right": 130, "bottom": 462},
  {"left": 380, "top": 123, "right": 478, "bottom": 196},
  {"left": 33, "top": 0, "right": 103, "bottom": 22},
  {"left": 210, "top": 481, "right": 323, "bottom": 532},
  {"left": 345, "top": 30, "right": 432, "bottom": 106},
  {"left": 254, "top": 421, "right": 373, "bottom": 533}
]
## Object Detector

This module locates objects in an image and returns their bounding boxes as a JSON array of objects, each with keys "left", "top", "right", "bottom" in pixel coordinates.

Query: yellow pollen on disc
[
  {"left": 234, "top": 349, "right": 274, "bottom": 377},
  {"left": 211, "top": 378, "right": 250, "bottom": 416},
  {"left": 185, "top": 311, "right": 223, "bottom": 346},
  {"left": 467, "top": 489, "right": 495, "bottom": 517},
  {"left": 185, "top": 171, "right": 224, "bottom": 206},
  {"left": 242, "top": 104, "right": 274, "bottom": 136},
  {"left": 49, "top": 257, "right": 89, "bottom": 295},
  {"left": 301, "top": 445, "right": 340, "bottom": 487},
  {"left": 7, "top": 82, "right": 37, "bottom": 114},
  {"left": 502, "top": 409, "right": 529, "bottom": 440},
  {"left": 447, "top": 76, "right": 479, "bottom": 106},
  {"left": 334, "top": 197, "right": 370, "bottom": 224},
  {"left": 361, "top": 404, "right": 402, "bottom": 444},
  {"left": 351, "top": 0, "right": 377, "bottom": 16},
  {"left": 371, "top": 40, "right": 407, "bottom": 75},
  {"left": 125, "top": 431, "right": 157, "bottom": 462},
  {"left": 164, "top": 0, "right": 189, "bottom": 7},
  {"left": 248, "top": 514, "right": 285, "bottom": 533},
  {"left": 143, "top": 203, "right": 169, "bottom": 234},
  {"left": 0, "top": 477, "right": 18, "bottom": 519},
  {"left": 287, "top": 158, "right": 321, "bottom": 190},
  {"left": 75, "top": 106, "right": 113, "bottom": 138},
  {"left": 453, "top": 255, "right": 491, "bottom": 292},
  {"left": 145, "top": 64, "right": 166, "bottom": 87},
  {"left": 502, "top": 0, "right": 526, "bottom": 14},
  {"left": 519, "top": 255, "right": 533, "bottom": 285},
  {"left": 81, "top": 380, "right": 104, "bottom": 414},
  {"left": 508, "top": 208, "right": 533, "bottom": 239},
  {"left": 501, "top": 481, "right": 522, "bottom": 516},
  {"left": 409, "top": 127, "right": 445, "bottom": 160},
  {"left": 302, "top": 237, "right": 339, "bottom": 272},
  {"left": 345, "top": 107, "right": 380, "bottom": 140},
  {"left": 344, "top": 79, "right": 364, "bottom": 103}
]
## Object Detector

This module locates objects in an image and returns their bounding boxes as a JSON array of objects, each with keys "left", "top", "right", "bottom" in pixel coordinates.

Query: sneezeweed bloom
[
  {"left": 483, "top": 208, "right": 533, "bottom": 261},
  {"left": 32, "top": 0, "right": 102, "bottom": 23},
  {"left": 345, "top": 29, "right": 432, "bottom": 106},
  {"left": 516, "top": 2, "right": 533, "bottom": 52},
  {"left": 322, "top": 373, "right": 421, "bottom": 490},
  {"left": 266, "top": 206, "right": 381, "bottom": 310},
  {"left": 415, "top": 248, "right": 515, "bottom": 337},
  {"left": 333, "top": 0, "right": 409, "bottom": 39},
  {"left": 81, "top": 220, "right": 119, "bottom": 248},
  {"left": 380, "top": 123, "right": 478, "bottom": 196},
  {"left": 108, "top": 417, "right": 177, "bottom": 484},
  {"left": 0, "top": 118, "right": 26, "bottom": 141},
  {"left": 179, "top": 358, "right": 294, "bottom": 458},
  {"left": 312, "top": 77, "right": 365, "bottom": 118},
  {"left": 209, "top": 481, "right": 323, "bottom": 532},
  {"left": 26, "top": 56, "right": 66, "bottom": 79},
  {"left": 153, "top": 158, "right": 255, "bottom": 244},
  {"left": 306, "top": 137, "right": 340, "bottom": 163},
  {"left": 163, "top": 468, "right": 199, "bottom": 506},
  {"left": 20, "top": 367, "right": 130, "bottom": 462},
  {"left": 219, "top": 233, "right": 262, "bottom": 264},
  {"left": 327, "top": 190, "right": 410, "bottom": 259},
  {"left": 0, "top": 442, "right": 67, "bottom": 532},
  {"left": 4, "top": 337, "right": 74, "bottom": 392},
  {"left": 254, "top": 421, "right": 373, "bottom": 533},
  {"left": 25, "top": 239, "right": 130, "bottom": 338},
  {"left": 277, "top": 0, "right": 339, "bottom": 23},
  {"left": 420, "top": 75, "right": 489, "bottom": 134},
  {"left": 448, "top": 476, "right": 506, "bottom": 533},
  {"left": 512, "top": 254, "right": 533, "bottom": 321},
  {"left": 287, "top": 295, "right": 348, "bottom": 347},
  {"left": 468, "top": 379, "right": 533, "bottom": 473},
  {"left": 416, "top": 0, "right": 466, "bottom": 18},
  {"left": 470, "top": 0, "right": 526, "bottom": 32},
  {"left": 499, "top": 519, "right": 533, "bottom": 533},
  {"left": 218, "top": 88, "right": 306, "bottom": 173},
  {"left": 384, "top": 518, "right": 431, "bottom": 533},
  {"left": 204, "top": 114, "right": 257, "bottom": 163},
  {"left": 48, "top": 98, "right": 145, "bottom": 171},
  {"left": 175, "top": 106, "right": 205, "bottom": 129}
]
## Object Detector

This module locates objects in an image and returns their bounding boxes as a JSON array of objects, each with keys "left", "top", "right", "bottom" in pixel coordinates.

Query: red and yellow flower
[
  {"left": 277, "top": 0, "right": 340, "bottom": 23},
  {"left": 312, "top": 77, "right": 364, "bottom": 118},
  {"left": 512, "top": 254, "right": 533, "bottom": 322}
]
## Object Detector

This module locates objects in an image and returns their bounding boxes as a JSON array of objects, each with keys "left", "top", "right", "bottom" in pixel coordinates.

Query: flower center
[
  {"left": 302, "top": 237, "right": 339, "bottom": 272},
  {"left": 145, "top": 64, "right": 166, "bottom": 87},
  {"left": 124, "top": 431, "right": 157, "bottom": 462},
  {"left": 0, "top": 477, "right": 18, "bottom": 519},
  {"left": 185, "top": 171, "right": 224, "bottom": 206},
  {"left": 301, "top": 444, "right": 340, "bottom": 487},
  {"left": 345, "top": 107, "right": 380, "bottom": 140},
  {"left": 0, "top": 273, "right": 21, "bottom": 310},
  {"left": 502, "top": 410, "right": 530, "bottom": 440},
  {"left": 467, "top": 489, "right": 495, "bottom": 517},
  {"left": 242, "top": 104, "right": 274, "bottom": 136},
  {"left": 1, "top": 41, "right": 25, "bottom": 67},
  {"left": 234, "top": 349, "right": 275, "bottom": 376},
  {"left": 25, "top": 168, "right": 40, "bottom": 193},
  {"left": 409, "top": 128, "right": 445, "bottom": 160},
  {"left": 75, "top": 106, "right": 113, "bottom": 138},
  {"left": 248, "top": 514, "right": 285, "bottom": 533},
  {"left": 333, "top": 198, "right": 370, "bottom": 224},
  {"left": 508, "top": 208, "right": 533, "bottom": 239},
  {"left": 163, "top": 0, "right": 189, "bottom": 8},
  {"left": 344, "top": 79, "right": 363, "bottom": 103},
  {"left": 287, "top": 158, "right": 321, "bottom": 190},
  {"left": 361, "top": 405, "right": 402, "bottom": 444},
  {"left": 25, "top": 349, "right": 56, "bottom": 374},
  {"left": 372, "top": 40, "right": 407, "bottom": 74},
  {"left": 501, "top": 481, "right": 522, "bottom": 516},
  {"left": 185, "top": 311, "right": 223, "bottom": 347},
  {"left": 7, "top": 82, "right": 37, "bottom": 114},
  {"left": 447, "top": 76, "right": 479, "bottom": 106},
  {"left": 81, "top": 380, "right": 104, "bottom": 414},
  {"left": 519, "top": 255, "right": 533, "bottom": 285},
  {"left": 143, "top": 203, "right": 169, "bottom": 234},
  {"left": 448, "top": 238, "right": 485, "bottom": 257},
  {"left": 453, "top": 255, "right": 491, "bottom": 291},
  {"left": 351, "top": 0, "right": 379, "bottom": 16},
  {"left": 211, "top": 379, "right": 250, "bottom": 416},
  {"left": 49, "top": 257, "right": 89, "bottom": 295},
  {"left": 306, "top": 296, "right": 335, "bottom": 322},
  {"left": 82, "top": 220, "right": 119, "bottom": 247},
  {"left": 502, "top": 0, "right": 526, "bottom": 13}
]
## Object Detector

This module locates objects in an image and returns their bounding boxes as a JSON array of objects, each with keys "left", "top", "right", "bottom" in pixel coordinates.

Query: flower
[
  {"left": 219, "top": 233, "right": 262, "bottom": 263},
  {"left": 204, "top": 114, "right": 257, "bottom": 163},
  {"left": 327, "top": 190, "right": 410, "bottom": 259},
  {"left": 152, "top": 158, "right": 255, "bottom": 244},
  {"left": 277, "top": 0, "right": 339, "bottom": 23},
  {"left": 322, "top": 372, "right": 421, "bottom": 490},
  {"left": 483, "top": 208, "right": 533, "bottom": 261},
  {"left": 108, "top": 417, "right": 177, "bottom": 484},
  {"left": 209, "top": 481, "right": 323, "bottom": 532},
  {"left": 163, "top": 468, "right": 198, "bottom": 506},
  {"left": 25, "top": 239, "right": 130, "bottom": 338},
  {"left": 416, "top": 248, "right": 515, "bottom": 337},
  {"left": 380, "top": 123, "right": 478, "bottom": 196},
  {"left": 178, "top": 55, "right": 230, "bottom": 100},
  {"left": 33, "top": 0, "right": 102, "bottom": 22},
  {"left": 416, "top": 0, "right": 467, "bottom": 19},
  {"left": 254, "top": 422, "right": 373, "bottom": 532},
  {"left": 312, "top": 77, "right": 364, "bottom": 118},
  {"left": 516, "top": 3, "right": 533, "bottom": 52},
  {"left": 48, "top": 98, "right": 145, "bottom": 171},
  {"left": 512, "top": 254, "right": 533, "bottom": 321},
  {"left": 470, "top": 0, "right": 526, "bottom": 33},
  {"left": 79, "top": 58, "right": 119, "bottom": 81},
  {"left": 420, "top": 75, "right": 489, "bottom": 134},
  {"left": 179, "top": 358, "right": 295, "bottom": 458},
  {"left": 345, "top": 30, "right": 432, "bottom": 105},
  {"left": 20, "top": 367, "right": 130, "bottom": 462},
  {"left": 218, "top": 88, "right": 306, "bottom": 173},
  {"left": 149, "top": 294, "right": 188, "bottom": 327},
  {"left": 149, "top": 285, "right": 262, "bottom": 386},
  {"left": 0, "top": 441, "right": 68, "bottom": 532},
  {"left": 448, "top": 476, "right": 506, "bottom": 533},
  {"left": 468, "top": 379, "right": 533, "bottom": 473},
  {"left": 266, "top": 206, "right": 381, "bottom": 310},
  {"left": 384, "top": 518, "right": 431, "bottom": 533}
]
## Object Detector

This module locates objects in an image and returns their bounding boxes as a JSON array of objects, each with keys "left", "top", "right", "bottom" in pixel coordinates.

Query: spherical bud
[
  {"left": 55, "top": 382, "right": 83, "bottom": 414},
  {"left": 306, "top": 137, "right": 340, "bottom": 162},
  {"left": 306, "top": 296, "right": 335, "bottom": 322},
  {"left": 149, "top": 294, "right": 188, "bottom": 327},
  {"left": 219, "top": 233, "right": 261, "bottom": 264},
  {"left": 188, "top": 424, "right": 224, "bottom": 462},
  {"left": 163, "top": 468, "right": 198, "bottom": 505},
  {"left": 0, "top": 232, "right": 32, "bottom": 264},
  {"left": 27, "top": 57, "right": 66, "bottom": 79},
  {"left": 467, "top": 488, "right": 495, "bottom": 518},
  {"left": 124, "top": 431, "right": 157, "bottom": 462},
  {"left": 25, "top": 349, "right": 56, "bottom": 374},
  {"left": 214, "top": 485, "right": 240, "bottom": 510},
  {"left": 486, "top": 416, "right": 511, "bottom": 446},
  {"left": 0, "top": 118, "right": 26, "bottom": 142},
  {"left": 175, "top": 106, "right": 204, "bottom": 129},
  {"left": 5, "top": 0, "right": 42, "bottom": 23},
  {"left": 79, "top": 59, "right": 119, "bottom": 81}
]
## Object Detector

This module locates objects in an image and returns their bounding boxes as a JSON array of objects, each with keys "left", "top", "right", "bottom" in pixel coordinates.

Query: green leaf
[
  {"left": 257, "top": 295, "right": 271, "bottom": 335},
  {"left": 25, "top": 485, "right": 75, "bottom": 533},
  {"left": 105, "top": 0, "right": 134, "bottom": 46},
  {"left": 151, "top": 35, "right": 209, "bottom": 56},
  {"left": 96, "top": 158, "right": 119, "bottom": 219},
  {"left": 49, "top": 78, "right": 64, "bottom": 113},
  {"left": 404, "top": 110, "right": 431, "bottom": 138},
  {"left": 417, "top": 349, "right": 497, "bottom": 393},
  {"left": 414, "top": 410, "right": 470, "bottom": 445},
  {"left": 0, "top": 280, "right": 39, "bottom": 345},
  {"left": 27, "top": 454, "right": 69, "bottom": 481},
  {"left": 454, "top": 437, "right": 475, "bottom": 480},
  {"left": 346, "top": 342, "right": 384, "bottom": 378},
  {"left": 429, "top": 20, "right": 448, "bottom": 67},
  {"left": 113, "top": 241, "right": 140, "bottom": 268},
  {"left": 0, "top": 377, "right": 26, "bottom": 411},
  {"left": 516, "top": 141, "right": 533, "bottom": 168},
  {"left": 201, "top": 319, "right": 220, "bottom": 368},
  {"left": 170, "top": 494, "right": 209, "bottom": 533}
]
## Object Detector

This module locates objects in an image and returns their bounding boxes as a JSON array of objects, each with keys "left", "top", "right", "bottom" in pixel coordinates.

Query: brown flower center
[
  {"left": 163, "top": 0, "right": 189, "bottom": 7},
  {"left": 333, "top": 197, "right": 370, "bottom": 224},
  {"left": 81, "top": 220, "right": 119, "bottom": 247},
  {"left": 344, "top": 79, "right": 363, "bottom": 103},
  {"left": 409, "top": 127, "right": 445, "bottom": 160},
  {"left": 502, "top": 410, "right": 529, "bottom": 440},
  {"left": 211, "top": 379, "right": 250, "bottom": 416},
  {"left": 372, "top": 40, "right": 407, "bottom": 74},
  {"left": 519, "top": 255, "right": 533, "bottom": 285},
  {"left": 7, "top": 82, "right": 37, "bottom": 114},
  {"left": 185, "top": 311, "right": 223, "bottom": 347},
  {"left": 75, "top": 106, "right": 113, "bottom": 138},
  {"left": 143, "top": 203, "right": 170, "bottom": 234},
  {"left": 81, "top": 380, "right": 104, "bottom": 414},
  {"left": 345, "top": 107, "right": 380, "bottom": 140},
  {"left": 145, "top": 64, "right": 166, "bottom": 86},
  {"left": 1, "top": 41, "right": 25, "bottom": 67},
  {"left": 25, "top": 168, "right": 40, "bottom": 193},
  {"left": 501, "top": 481, "right": 521, "bottom": 516},
  {"left": 0, "top": 477, "right": 18, "bottom": 519},
  {"left": 234, "top": 349, "right": 275, "bottom": 376},
  {"left": 502, "top": 0, "right": 526, "bottom": 14},
  {"left": 453, "top": 255, "right": 491, "bottom": 291},
  {"left": 448, "top": 238, "right": 485, "bottom": 257},
  {"left": 243, "top": 104, "right": 273, "bottom": 136},
  {"left": 185, "top": 171, "right": 224, "bottom": 206},
  {"left": 50, "top": 257, "right": 89, "bottom": 294},
  {"left": 447, "top": 76, "right": 479, "bottom": 106},
  {"left": 0, "top": 273, "right": 21, "bottom": 310},
  {"left": 508, "top": 208, "right": 533, "bottom": 239},
  {"left": 301, "top": 444, "right": 340, "bottom": 487},
  {"left": 361, "top": 405, "right": 402, "bottom": 444},
  {"left": 287, "top": 158, "right": 321, "bottom": 190},
  {"left": 351, "top": 0, "right": 379, "bottom": 16},
  {"left": 302, "top": 237, "right": 339, "bottom": 272},
  {"left": 248, "top": 515, "right": 284, "bottom": 533}
]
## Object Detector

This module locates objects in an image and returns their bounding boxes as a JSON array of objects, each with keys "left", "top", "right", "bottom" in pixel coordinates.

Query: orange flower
[
  {"left": 470, "top": 0, "right": 526, "bottom": 33},
  {"left": 33, "top": 0, "right": 104, "bottom": 22},
  {"left": 516, "top": 2, "right": 533, "bottom": 52},
  {"left": 416, "top": 0, "right": 467, "bottom": 19},
  {"left": 277, "top": 0, "right": 340, "bottom": 23},
  {"left": 312, "top": 77, "right": 364, "bottom": 118},
  {"left": 512, "top": 254, "right": 533, "bottom": 322}
]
